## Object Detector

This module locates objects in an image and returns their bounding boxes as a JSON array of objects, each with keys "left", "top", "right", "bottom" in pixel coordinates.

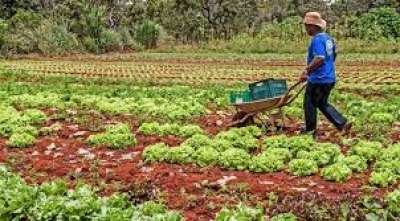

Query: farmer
[{"left": 299, "top": 12, "right": 351, "bottom": 135}]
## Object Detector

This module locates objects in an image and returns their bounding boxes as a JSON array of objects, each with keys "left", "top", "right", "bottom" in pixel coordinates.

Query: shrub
[
  {"left": 35, "top": 20, "right": 81, "bottom": 55},
  {"left": 135, "top": 20, "right": 160, "bottom": 49}
]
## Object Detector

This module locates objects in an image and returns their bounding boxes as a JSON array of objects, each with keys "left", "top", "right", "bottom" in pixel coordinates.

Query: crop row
[
  {"left": 1, "top": 61, "right": 400, "bottom": 85},
  {"left": 1, "top": 165, "right": 307, "bottom": 221},
  {"left": 143, "top": 126, "right": 400, "bottom": 186}
]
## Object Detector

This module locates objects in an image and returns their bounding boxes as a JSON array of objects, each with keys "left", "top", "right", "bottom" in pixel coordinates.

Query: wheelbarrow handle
[{"left": 276, "top": 80, "right": 306, "bottom": 107}]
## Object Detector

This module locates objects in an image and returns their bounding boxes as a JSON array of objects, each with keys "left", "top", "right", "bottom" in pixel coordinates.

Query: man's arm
[{"left": 300, "top": 57, "right": 324, "bottom": 81}]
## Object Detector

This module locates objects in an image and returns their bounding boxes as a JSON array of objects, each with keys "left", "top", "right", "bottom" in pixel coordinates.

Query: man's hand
[{"left": 299, "top": 70, "right": 308, "bottom": 82}]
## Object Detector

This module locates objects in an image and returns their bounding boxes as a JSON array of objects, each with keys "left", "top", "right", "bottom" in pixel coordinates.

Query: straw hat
[{"left": 303, "top": 12, "right": 327, "bottom": 29}]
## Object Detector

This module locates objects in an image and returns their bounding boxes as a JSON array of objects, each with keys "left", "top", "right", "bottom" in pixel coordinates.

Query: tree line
[{"left": 0, "top": 0, "right": 399, "bottom": 54}]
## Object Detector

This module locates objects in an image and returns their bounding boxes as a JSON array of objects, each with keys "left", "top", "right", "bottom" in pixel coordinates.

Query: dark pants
[{"left": 304, "top": 82, "right": 347, "bottom": 132}]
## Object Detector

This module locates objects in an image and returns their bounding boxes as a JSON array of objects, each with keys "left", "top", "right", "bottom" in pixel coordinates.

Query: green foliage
[
  {"left": 348, "top": 140, "right": 382, "bottom": 162},
  {"left": 250, "top": 154, "right": 285, "bottom": 173},
  {"left": 296, "top": 150, "right": 331, "bottom": 167},
  {"left": 214, "top": 127, "right": 260, "bottom": 152},
  {"left": 338, "top": 155, "right": 368, "bottom": 173},
  {"left": 6, "top": 132, "right": 36, "bottom": 148},
  {"left": 215, "top": 204, "right": 264, "bottom": 221},
  {"left": 321, "top": 163, "right": 352, "bottom": 182},
  {"left": 369, "top": 171, "right": 398, "bottom": 188},
  {"left": 219, "top": 148, "right": 251, "bottom": 170},
  {"left": 166, "top": 145, "right": 195, "bottom": 164},
  {"left": 139, "top": 122, "right": 203, "bottom": 137},
  {"left": 263, "top": 135, "right": 316, "bottom": 155},
  {"left": 351, "top": 7, "right": 400, "bottom": 40},
  {"left": 142, "top": 143, "right": 170, "bottom": 163},
  {"left": 385, "top": 189, "right": 400, "bottom": 217},
  {"left": 87, "top": 123, "right": 136, "bottom": 149},
  {"left": 35, "top": 20, "right": 81, "bottom": 55},
  {"left": 288, "top": 159, "right": 318, "bottom": 176},
  {"left": 22, "top": 109, "right": 47, "bottom": 125},
  {"left": 135, "top": 20, "right": 160, "bottom": 49},
  {"left": 262, "top": 148, "right": 292, "bottom": 162},
  {"left": 270, "top": 213, "right": 298, "bottom": 221},
  {"left": 0, "top": 166, "right": 183, "bottom": 220},
  {"left": 182, "top": 134, "right": 212, "bottom": 150},
  {"left": 193, "top": 146, "right": 220, "bottom": 167}
]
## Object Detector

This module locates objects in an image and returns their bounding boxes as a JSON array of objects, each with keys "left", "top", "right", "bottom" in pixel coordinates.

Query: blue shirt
[{"left": 307, "top": 32, "right": 336, "bottom": 84}]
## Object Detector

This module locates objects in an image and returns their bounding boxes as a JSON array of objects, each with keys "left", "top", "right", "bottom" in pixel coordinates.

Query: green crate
[
  {"left": 249, "top": 79, "right": 287, "bottom": 100},
  {"left": 230, "top": 90, "right": 252, "bottom": 104}
]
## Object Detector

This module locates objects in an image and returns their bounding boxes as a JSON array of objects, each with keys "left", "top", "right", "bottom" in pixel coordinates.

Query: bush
[
  {"left": 98, "top": 29, "right": 122, "bottom": 53},
  {"left": 351, "top": 7, "right": 400, "bottom": 40},
  {"left": 135, "top": 20, "right": 160, "bottom": 49},
  {"left": 35, "top": 20, "right": 81, "bottom": 55}
]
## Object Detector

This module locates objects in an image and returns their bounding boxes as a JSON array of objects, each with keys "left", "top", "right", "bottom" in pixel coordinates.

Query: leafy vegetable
[
  {"left": 263, "top": 135, "right": 316, "bottom": 155},
  {"left": 6, "top": 132, "right": 36, "bottom": 148},
  {"left": 215, "top": 204, "right": 264, "bottom": 221},
  {"left": 22, "top": 109, "right": 47, "bottom": 125},
  {"left": 385, "top": 189, "right": 400, "bottom": 217},
  {"left": 288, "top": 159, "right": 318, "bottom": 176},
  {"left": 0, "top": 166, "right": 184, "bottom": 220},
  {"left": 181, "top": 134, "right": 212, "bottom": 150},
  {"left": 250, "top": 154, "right": 285, "bottom": 173},
  {"left": 167, "top": 145, "right": 195, "bottom": 164},
  {"left": 296, "top": 150, "right": 331, "bottom": 167},
  {"left": 369, "top": 171, "right": 398, "bottom": 188},
  {"left": 338, "top": 155, "right": 368, "bottom": 173},
  {"left": 215, "top": 127, "right": 260, "bottom": 152},
  {"left": 219, "top": 148, "right": 251, "bottom": 170},
  {"left": 262, "top": 148, "right": 292, "bottom": 162},
  {"left": 321, "top": 163, "right": 352, "bottom": 182},
  {"left": 193, "top": 146, "right": 220, "bottom": 167},
  {"left": 348, "top": 140, "right": 382, "bottom": 162},
  {"left": 87, "top": 123, "right": 136, "bottom": 149},
  {"left": 139, "top": 122, "right": 203, "bottom": 137},
  {"left": 142, "top": 143, "right": 170, "bottom": 163},
  {"left": 270, "top": 213, "right": 298, "bottom": 221}
]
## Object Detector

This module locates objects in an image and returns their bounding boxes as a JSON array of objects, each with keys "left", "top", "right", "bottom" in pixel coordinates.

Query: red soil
[{"left": 0, "top": 115, "right": 398, "bottom": 221}]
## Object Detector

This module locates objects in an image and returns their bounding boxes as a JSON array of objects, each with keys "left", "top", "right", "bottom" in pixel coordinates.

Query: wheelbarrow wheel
[{"left": 230, "top": 111, "right": 255, "bottom": 127}]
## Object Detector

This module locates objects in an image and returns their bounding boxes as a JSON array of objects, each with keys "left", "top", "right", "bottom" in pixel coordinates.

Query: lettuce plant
[
  {"left": 219, "top": 148, "right": 251, "bottom": 170},
  {"left": 87, "top": 123, "right": 136, "bottom": 149},
  {"left": 6, "top": 132, "right": 36, "bottom": 148},
  {"left": 193, "top": 146, "right": 220, "bottom": 167},
  {"left": 142, "top": 143, "right": 170, "bottom": 163},
  {"left": 321, "top": 163, "right": 352, "bottom": 182},
  {"left": 250, "top": 154, "right": 285, "bottom": 173},
  {"left": 288, "top": 159, "right": 318, "bottom": 176}
]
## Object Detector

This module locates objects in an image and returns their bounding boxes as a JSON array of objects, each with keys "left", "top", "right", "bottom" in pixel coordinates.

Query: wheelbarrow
[{"left": 229, "top": 80, "right": 306, "bottom": 128}]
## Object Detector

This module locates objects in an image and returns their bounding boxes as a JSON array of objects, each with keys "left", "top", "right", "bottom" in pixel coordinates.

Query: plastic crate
[
  {"left": 230, "top": 90, "right": 252, "bottom": 104},
  {"left": 249, "top": 79, "right": 287, "bottom": 100}
]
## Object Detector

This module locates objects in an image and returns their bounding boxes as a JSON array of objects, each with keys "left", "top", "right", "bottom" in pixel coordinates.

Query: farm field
[{"left": 0, "top": 53, "right": 399, "bottom": 220}]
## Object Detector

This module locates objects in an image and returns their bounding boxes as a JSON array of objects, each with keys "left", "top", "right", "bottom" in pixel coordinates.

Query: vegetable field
[{"left": 0, "top": 53, "right": 399, "bottom": 221}]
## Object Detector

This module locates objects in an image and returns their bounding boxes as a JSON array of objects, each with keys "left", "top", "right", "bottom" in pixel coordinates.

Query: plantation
[{"left": 0, "top": 52, "right": 398, "bottom": 221}]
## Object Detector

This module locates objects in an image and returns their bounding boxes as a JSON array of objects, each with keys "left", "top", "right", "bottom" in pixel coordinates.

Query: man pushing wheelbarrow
[
  {"left": 299, "top": 12, "right": 351, "bottom": 136},
  {"left": 229, "top": 12, "right": 351, "bottom": 137}
]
